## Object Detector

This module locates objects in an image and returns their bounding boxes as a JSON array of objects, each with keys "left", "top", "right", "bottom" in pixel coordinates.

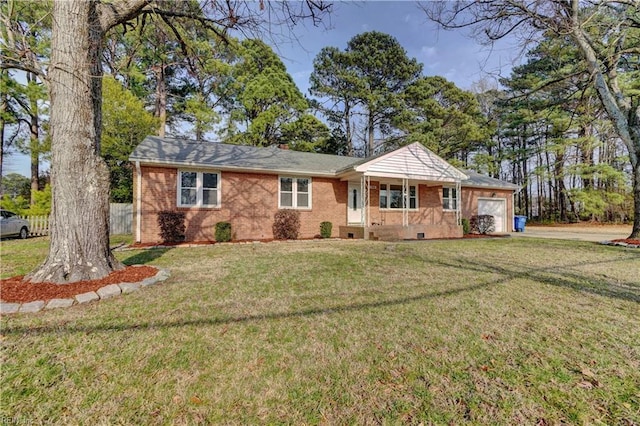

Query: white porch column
[
  {"left": 402, "top": 178, "right": 409, "bottom": 227},
  {"left": 456, "top": 180, "right": 461, "bottom": 226},
  {"left": 361, "top": 175, "right": 370, "bottom": 239}
]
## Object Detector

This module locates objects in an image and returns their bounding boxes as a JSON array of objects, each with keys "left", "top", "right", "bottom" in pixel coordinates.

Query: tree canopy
[{"left": 423, "top": 0, "right": 640, "bottom": 237}]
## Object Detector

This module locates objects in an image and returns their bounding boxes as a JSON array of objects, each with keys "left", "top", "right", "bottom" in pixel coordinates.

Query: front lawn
[{"left": 1, "top": 237, "right": 639, "bottom": 424}]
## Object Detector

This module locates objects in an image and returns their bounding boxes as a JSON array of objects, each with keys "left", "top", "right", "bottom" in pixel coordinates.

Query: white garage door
[{"left": 478, "top": 199, "right": 507, "bottom": 233}]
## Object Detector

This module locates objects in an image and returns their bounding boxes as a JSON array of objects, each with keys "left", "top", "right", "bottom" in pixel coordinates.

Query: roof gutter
[{"left": 129, "top": 157, "right": 340, "bottom": 178}]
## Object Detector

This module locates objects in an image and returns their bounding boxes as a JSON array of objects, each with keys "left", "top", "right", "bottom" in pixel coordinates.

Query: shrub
[
  {"left": 215, "top": 221, "right": 232, "bottom": 242},
  {"left": 157, "top": 211, "right": 186, "bottom": 242},
  {"left": 461, "top": 218, "right": 470, "bottom": 235},
  {"left": 470, "top": 215, "right": 495, "bottom": 234},
  {"left": 273, "top": 209, "right": 300, "bottom": 240},
  {"left": 320, "top": 221, "right": 332, "bottom": 238}
]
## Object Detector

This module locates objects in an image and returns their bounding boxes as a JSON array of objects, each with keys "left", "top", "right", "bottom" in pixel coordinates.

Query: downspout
[
  {"left": 512, "top": 189, "right": 518, "bottom": 232},
  {"left": 135, "top": 161, "right": 142, "bottom": 243}
]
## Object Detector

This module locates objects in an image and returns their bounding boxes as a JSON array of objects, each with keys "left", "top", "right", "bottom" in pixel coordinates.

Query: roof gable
[{"left": 348, "top": 143, "right": 468, "bottom": 182}]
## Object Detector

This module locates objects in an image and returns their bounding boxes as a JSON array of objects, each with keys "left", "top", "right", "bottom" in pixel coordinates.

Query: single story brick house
[{"left": 129, "top": 136, "right": 519, "bottom": 243}]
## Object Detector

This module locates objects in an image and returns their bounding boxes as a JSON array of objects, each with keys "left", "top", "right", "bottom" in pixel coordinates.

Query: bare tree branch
[{"left": 97, "top": 0, "right": 152, "bottom": 32}]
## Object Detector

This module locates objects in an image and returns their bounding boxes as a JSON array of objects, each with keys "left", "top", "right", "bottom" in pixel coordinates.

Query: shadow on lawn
[
  {"left": 121, "top": 248, "right": 172, "bottom": 266},
  {"left": 3, "top": 252, "right": 638, "bottom": 337},
  {"left": 422, "top": 254, "right": 640, "bottom": 304},
  {"left": 4, "top": 279, "right": 499, "bottom": 336}
]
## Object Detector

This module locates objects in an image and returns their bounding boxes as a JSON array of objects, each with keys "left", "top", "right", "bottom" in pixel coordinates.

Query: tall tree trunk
[
  {"left": 0, "top": 77, "right": 6, "bottom": 198},
  {"left": 367, "top": 112, "right": 374, "bottom": 157},
  {"left": 345, "top": 103, "right": 353, "bottom": 156},
  {"left": 28, "top": 72, "right": 40, "bottom": 203},
  {"left": 570, "top": 13, "right": 640, "bottom": 238},
  {"left": 154, "top": 64, "right": 167, "bottom": 138},
  {"left": 28, "top": 0, "right": 123, "bottom": 284},
  {"left": 632, "top": 162, "right": 640, "bottom": 238}
]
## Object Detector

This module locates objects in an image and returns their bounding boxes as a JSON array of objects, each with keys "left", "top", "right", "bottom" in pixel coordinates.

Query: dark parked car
[{"left": 0, "top": 209, "right": 29, "bottom": 239}]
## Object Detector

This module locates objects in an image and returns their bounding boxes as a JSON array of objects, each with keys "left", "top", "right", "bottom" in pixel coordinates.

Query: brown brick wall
[
  {"left": 461, "top": 188, "right": 514, "bottom": 232},
  {"left": 135, "top": 167, "right": 349, "bottom": 243},
  {"left": 134, "top": 166, "right": 513, "bottom": 242},
  {"left": 367, "top": 182, "right": 457, "bottom": 227}
]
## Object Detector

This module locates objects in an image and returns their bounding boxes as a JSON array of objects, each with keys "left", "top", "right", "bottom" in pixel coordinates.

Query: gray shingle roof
[
  {"left": 130, "top": 136, "right": 360, "bottom": 176},
  {"left": 130, "top": 136, "right": 519, "bottom": 190},
  {"left": 461, "top": 169, "right": 520, "bottom": 190}
]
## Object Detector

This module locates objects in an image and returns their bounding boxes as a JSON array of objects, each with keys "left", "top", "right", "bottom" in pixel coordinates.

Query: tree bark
[
  {"left": 0, "top": 74, "right": 6, "bottom": 197},
  {"left": 154, "top": 64, "right": 167, "bottom": 138},
  {"left": 28, "top": 72, "right": 40, "bottom": 203},
  {"left": 367, "top": 112, "right": 374, "bottom": 156},
  {"left": 569, "top": 8, "right": 640, "bottom": 237},
  {"left": 27, "top": 0, "right": 123, "bottom": 283}
]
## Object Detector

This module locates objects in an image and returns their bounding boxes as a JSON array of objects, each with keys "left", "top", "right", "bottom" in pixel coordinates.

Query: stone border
[
  {"left": 0, "top": 267, "right": 170, "bottom": 315},
  {"left": 599, "top": 240, "right": 640, "bottom": 248}
]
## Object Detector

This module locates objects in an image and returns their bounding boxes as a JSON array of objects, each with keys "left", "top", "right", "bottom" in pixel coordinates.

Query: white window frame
[
  {"left": 442, "top": 186, "right": 457, "bottom": 211},
  {"left": 379, "top": 182, "right": 418, "bottom": 211},
  {"left": 278, "top": 176, "right": 312, "bottom": 209},
  {"left": 177, "top": 170, "right": 221, "bottom": 208}
]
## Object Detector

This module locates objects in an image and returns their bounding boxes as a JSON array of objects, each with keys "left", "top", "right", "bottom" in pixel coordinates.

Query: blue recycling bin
[{"left": 514, "top": 215, "right": 527, "bottom": 232}]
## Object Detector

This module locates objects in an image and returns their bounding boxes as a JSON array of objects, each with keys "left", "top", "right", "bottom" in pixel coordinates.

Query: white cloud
[{"left": 421, "top": 46, "right": 437, "bottom": 59}]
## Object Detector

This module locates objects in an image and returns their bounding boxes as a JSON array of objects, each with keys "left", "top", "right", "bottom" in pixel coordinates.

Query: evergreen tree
[{"left": 101, "top": 76, "right": 159, "bottom": 202}]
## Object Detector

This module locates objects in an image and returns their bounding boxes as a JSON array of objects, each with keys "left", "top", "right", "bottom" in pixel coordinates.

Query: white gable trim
[{"left": 352, "top": 143, "right": 467, "bottom": 182}]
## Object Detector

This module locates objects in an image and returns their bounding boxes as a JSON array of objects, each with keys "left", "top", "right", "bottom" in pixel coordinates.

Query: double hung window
[
  {"left": 442, "top": 187, "right": 457, "bottom": 210},
  {"left": 279, "top": 177, "right": 311, "bottom": 209},
  {"left": 178, "top": 171, "right": 220, "bottom": 207}
]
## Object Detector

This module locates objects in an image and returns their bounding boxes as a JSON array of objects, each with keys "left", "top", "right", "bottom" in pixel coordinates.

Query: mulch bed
[
  {"left": 610, "top": 238, "right": 640, "bottom": 245},
  {"left": 0, "top": 265, "right": 158, "bottom": 303}
]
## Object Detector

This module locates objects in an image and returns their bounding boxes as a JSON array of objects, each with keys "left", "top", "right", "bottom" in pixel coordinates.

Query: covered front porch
[{"left": 336, "top": 143, "right": 468, "bottom": 241}]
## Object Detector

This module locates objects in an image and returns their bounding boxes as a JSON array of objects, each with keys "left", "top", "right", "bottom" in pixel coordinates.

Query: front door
[{"left": 348, "top": 182, "right": 363, "bottom": 224}]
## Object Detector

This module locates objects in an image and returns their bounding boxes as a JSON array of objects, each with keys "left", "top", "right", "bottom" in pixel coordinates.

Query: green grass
[{"left": 1, "top": 237, "right": 639, "bottom": 424}]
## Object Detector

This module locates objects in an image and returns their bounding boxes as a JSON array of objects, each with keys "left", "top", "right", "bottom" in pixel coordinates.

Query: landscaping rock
[
  {"left": 0, "top": 303, "right": 21, "bottom": 314},
  {"left": 97, "top": 284, "right": 121, "bottom": 299},
  {"left": 75, "top": 291, "right": 99, "bottom": 304},
  {"left": 140, "top": 277, "right": 157, "bottom": 287},
  {"left": 19, "top": 300, "right": 45, "bottom": 313},
  {"left": 45, "top": 298, "right": 75, "bottom": 309},
  {"left": 155, "top": 269, "right": 170, "bottom": 281},
  {"left": 119, "top": 282, "right": 141, "bottom": 294}
]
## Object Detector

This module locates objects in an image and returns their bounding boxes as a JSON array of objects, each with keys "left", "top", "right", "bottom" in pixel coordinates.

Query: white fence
[{"left": 22, "top": 203, "right": 133, "bottom": 236}]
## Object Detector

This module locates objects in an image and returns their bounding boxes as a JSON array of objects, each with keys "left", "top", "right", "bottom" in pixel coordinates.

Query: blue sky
[
  {"left": 271, "top": 1, "right": 520, "bottom": 93},
  {"left": 3, "top": 1, "right": 522, "bottom": 178}
]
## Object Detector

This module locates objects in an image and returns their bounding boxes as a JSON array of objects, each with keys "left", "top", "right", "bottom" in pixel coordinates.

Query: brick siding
[{"left": 133, "top": 166, "right": 513, "bottom": 243}]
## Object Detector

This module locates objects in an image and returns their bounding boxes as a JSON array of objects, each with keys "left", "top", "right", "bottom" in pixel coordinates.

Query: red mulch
[
  {"left": 0, "top": 265, "right": 158, "bottom": 303},
  {"left": 611, "top": 238, "right": 640, "bottom": 245}
]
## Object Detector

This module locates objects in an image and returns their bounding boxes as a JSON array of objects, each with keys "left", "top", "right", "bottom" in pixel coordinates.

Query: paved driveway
[{"left": 511, "top": 224, "right": 633, "bottom": 242}]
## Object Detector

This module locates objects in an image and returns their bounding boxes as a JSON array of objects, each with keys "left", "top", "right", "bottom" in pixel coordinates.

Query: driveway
[{"left": 511, "top": 224, "right": 633, "bottom": 242}]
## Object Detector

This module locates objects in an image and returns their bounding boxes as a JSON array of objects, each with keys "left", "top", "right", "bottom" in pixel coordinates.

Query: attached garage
[
  {"left": 460, "top": 170, "right": 520, "bottom": 234},
  {"left": 478, "top": 198, "right": 507, "bottom": 233}
]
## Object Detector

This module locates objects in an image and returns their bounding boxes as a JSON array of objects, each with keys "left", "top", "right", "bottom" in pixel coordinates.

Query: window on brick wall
[
  {"left": 279, "top": 177, "right": 311, "bottom": 209},
  {"left": 442, "top": 186, "right": 457, "bottom": 210},
  {"left": 379, "top": 183, "right": 417, "bottom": 210},
  {"left": 177, "top": 170, "right": 220, "bottom": 207}
]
